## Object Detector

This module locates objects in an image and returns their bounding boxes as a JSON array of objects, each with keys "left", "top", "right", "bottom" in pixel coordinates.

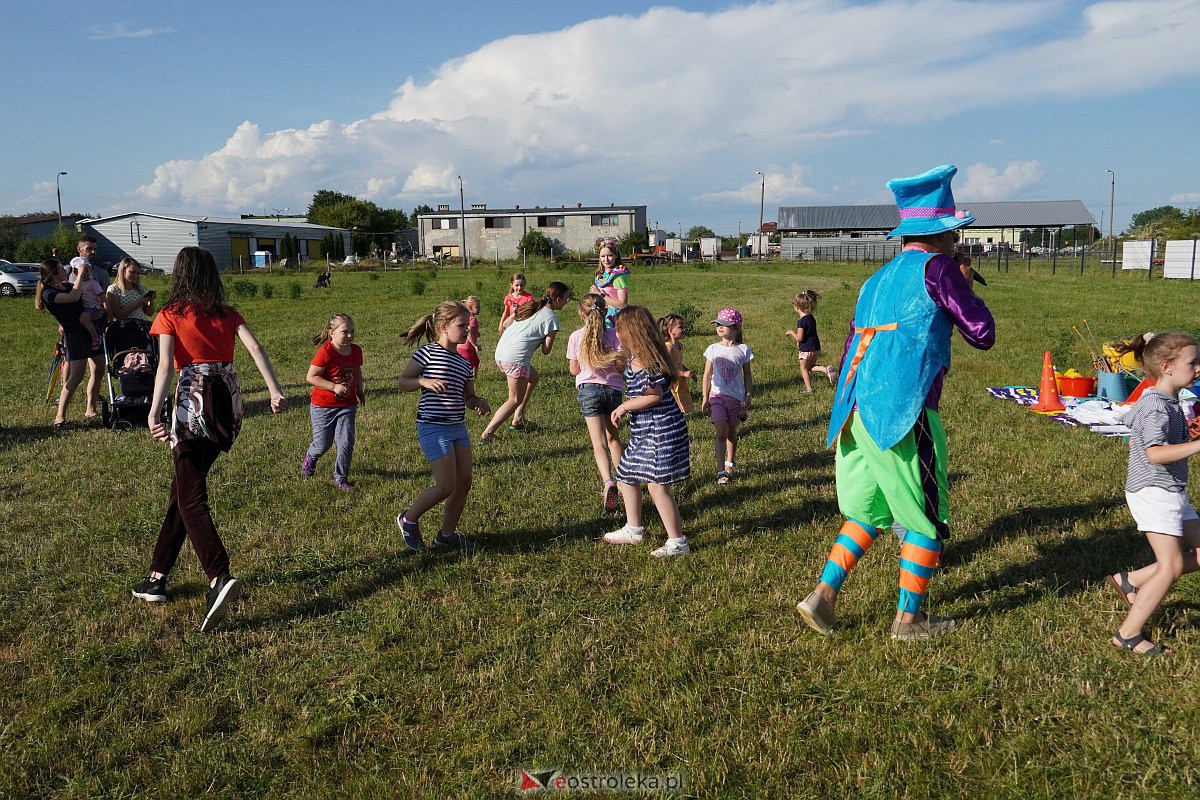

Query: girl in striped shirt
[{"left": 396, "top": 301, "right": 492, "bottom": 551}]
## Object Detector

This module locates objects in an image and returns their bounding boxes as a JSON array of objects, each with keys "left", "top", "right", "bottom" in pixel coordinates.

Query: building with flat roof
[
  {"left": 418, "top": 204, "right": 647, "bottom": 261},
  {"left": 79, "top": 212, "right": 350, "bottom": 272}
]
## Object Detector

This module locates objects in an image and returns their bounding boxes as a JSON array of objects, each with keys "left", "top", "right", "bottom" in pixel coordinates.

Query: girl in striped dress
[
  {"left": 604, "top": 305, "right": 691, "bottom": 556},
  {"left": 396, "top": 301, "right": 492, "bottom": 551}
]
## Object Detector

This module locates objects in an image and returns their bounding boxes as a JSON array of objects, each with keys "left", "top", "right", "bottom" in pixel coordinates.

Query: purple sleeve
[{"left": 924, "top": 254, "right": 995, "bottom": 350}]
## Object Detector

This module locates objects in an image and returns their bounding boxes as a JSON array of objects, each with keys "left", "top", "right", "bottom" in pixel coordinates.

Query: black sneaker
[
  {"left": 200, "top": 573, "right": 242, "bottom": 633},
  {"left": 132, "top": 576, "right": 167, "bottom": 603}
]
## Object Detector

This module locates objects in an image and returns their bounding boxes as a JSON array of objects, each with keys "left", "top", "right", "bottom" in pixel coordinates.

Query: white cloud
[
  {"left": 696, "top": 165, "right": 822, "bottom": 204},
  {"left": 959, "top": 161, "right": 1044, "bottom": 201},
  {"left": 128, "top": 1, "right": 1200, "bottom": 221},
  {"left": 1170, "top": 192, "right": 1200, "bottom": 203},
  {"left": 86, "top": 23, "right": 174, "bottom": 40}
]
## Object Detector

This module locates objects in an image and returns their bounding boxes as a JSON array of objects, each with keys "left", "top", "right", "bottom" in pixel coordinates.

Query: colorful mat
[{"left": 986, "top": 387, "right": 1132, "bottom": 438}]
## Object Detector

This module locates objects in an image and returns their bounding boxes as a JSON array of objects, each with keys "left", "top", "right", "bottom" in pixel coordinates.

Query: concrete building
[
  {"left": 79, "top": 212, "right": 350, "bottom": 272},
  {"left": 418, "top": 204, "right": 647, "bottom": 260}
]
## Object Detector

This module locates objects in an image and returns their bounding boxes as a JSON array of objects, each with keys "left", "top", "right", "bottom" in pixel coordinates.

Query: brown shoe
[
  {"left": 890, "top": 614, "right": 957, "bottom": 641},
  {"left": 795, "top": 591, "right": 835, "bottom": 635}
]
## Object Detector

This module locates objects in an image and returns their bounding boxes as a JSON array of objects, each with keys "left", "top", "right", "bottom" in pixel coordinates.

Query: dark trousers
[{"left": 150, "top": 441, "right": 230, "bottom": 580}]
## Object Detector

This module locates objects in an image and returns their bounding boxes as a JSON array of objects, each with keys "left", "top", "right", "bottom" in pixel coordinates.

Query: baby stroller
[{"left": 101, "top": 319, "right": 158, "bottom": 430}]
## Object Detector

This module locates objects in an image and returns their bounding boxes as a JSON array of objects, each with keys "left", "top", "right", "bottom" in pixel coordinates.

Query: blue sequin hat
[{"left": 886, "top": 164, "right": 975, "bottom": 239}]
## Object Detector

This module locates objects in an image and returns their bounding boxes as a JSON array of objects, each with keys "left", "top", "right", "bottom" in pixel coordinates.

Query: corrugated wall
[{"left": 86, "top": 216, "right": 198, "bottom": 273}]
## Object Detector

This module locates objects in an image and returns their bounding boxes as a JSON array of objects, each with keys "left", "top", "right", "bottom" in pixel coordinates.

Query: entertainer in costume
[
  {"left": 795, "top": 164, "right": 995, "bottom": 640},
  {"left": 591, "top": 237, "right": 629, "bottom": 328}
]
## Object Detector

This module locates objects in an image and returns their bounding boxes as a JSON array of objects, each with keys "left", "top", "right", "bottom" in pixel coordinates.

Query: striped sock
[
  {"left": 897, "top": 531, "right": 944, "bottom": 614},
  {"left": 818, "top": 519, "right": 880, "bottom": 592}
]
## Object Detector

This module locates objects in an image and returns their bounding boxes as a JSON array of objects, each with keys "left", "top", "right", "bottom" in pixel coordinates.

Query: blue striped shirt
[{"left": 412, "top": 343, "right": 474, "bottom": 424}]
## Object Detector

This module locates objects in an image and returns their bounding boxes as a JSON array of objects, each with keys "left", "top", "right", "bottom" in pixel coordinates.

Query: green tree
[
  {"left": 1130, "top": 205, "right": 1185, "bottom": 233},
  {"left": 617, "top": 230, "right": 647, "bottom": 254},
  {"left": 307, "top": 190, "right": 358, "bottom": 221},
  {"left": 409, "top": 204, "right": 434, "bottom": 228},
  {"left": 519, "top": 230, "right": 553, "bottom": 258},
  {"left": 686, "top": 225, "right": 716, "bottom": 241},
  {"left": 0, "top": 216, "right": 23, "bottom": 260},
  {"left": 14, "top": 225, "right": 79, "bottom": 264}
]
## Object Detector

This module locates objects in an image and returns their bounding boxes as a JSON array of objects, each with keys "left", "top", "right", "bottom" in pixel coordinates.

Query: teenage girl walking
[
  {"left": 701, "top": 308, "right": 754, "bottom": 484},
  {"left": 786, "top": 290, "right": 837, "bottom": 393},
  {"left": 498, "top": 273, "right": 533, "bottom": 333},
  {"left": 1107, "top": 332, "right": 1200, "bottom": 655},
  {"left": 302, "top": 313, "right": 364, "bottom": 491},
  {"left": 481, "top": 281, "right": 572, "bottom": 441},
  {"left": 660, "top": 313, "right": 694, "bottom": 414},
  {"left": 132, "top": 246, "right": 286, "bottom": 632},
  {"left": 396, "top": 301, "right": 491, "bottom": 550},
  {"left": 567, "top": 294, "right": 625, "bottom": 512},
  {"left": 603, "top": 306, "right": 691, "bottom": 557}
]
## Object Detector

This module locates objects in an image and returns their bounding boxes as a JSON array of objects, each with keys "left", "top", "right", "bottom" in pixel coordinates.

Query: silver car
[{"left": 0, "top": 260, "right": 39, "bottom": 297}]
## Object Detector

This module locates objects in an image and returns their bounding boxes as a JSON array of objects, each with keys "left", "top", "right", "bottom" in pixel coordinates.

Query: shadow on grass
[{"left": 0, "top": 422, "right": 72, "bottom": 452}]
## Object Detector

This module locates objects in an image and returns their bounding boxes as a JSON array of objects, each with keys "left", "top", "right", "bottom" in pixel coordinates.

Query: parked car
[{"left": 0, "top": 260, "right": 39, "bottom": 297}]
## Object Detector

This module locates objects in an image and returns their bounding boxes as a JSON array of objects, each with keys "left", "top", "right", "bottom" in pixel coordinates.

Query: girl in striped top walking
[
  {"left": 396, "top": 301, "right": 492, "bottom": 551},
  {"left": 604, "top": 306, "right": 692, "bottom": 557}
]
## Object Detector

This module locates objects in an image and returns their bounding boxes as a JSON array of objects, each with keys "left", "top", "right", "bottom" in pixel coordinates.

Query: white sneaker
[
  {"left": 603, "top": 524, "right": 645, "bottom": 544},
  {"left": 651, "top": 537, "right": 690, "bottom": 557}
]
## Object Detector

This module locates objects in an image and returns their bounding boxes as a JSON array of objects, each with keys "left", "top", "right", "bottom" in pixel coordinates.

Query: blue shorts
[
  {"left": 577, "top": 383, "right": 623, "bottom": 418},
  {"left": 417, "top": 421, "right": 471, "bottom": 461}
]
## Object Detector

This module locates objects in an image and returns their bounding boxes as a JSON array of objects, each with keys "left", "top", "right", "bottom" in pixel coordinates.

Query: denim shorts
[
  {"left": 417, "top": 420, "right": 471, "bottom": 461},
  {"left": 577, "top": 383, "right": 623, "bottom": 418}
]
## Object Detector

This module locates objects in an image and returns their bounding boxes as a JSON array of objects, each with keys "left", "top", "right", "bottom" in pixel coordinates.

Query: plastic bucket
[
  {"left": 1096, "top": 371, "right": 1129, "bottom": 401},
  {"left": 1059, "top": 376, "right": 1096, "bottom": 398}
]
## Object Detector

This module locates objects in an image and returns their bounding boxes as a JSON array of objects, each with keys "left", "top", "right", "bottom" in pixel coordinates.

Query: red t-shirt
[
  {"left": 149, "top": 305, "right": 246, "bottom": 369},
  {"left": 310, "top": 341, "right": 363, "bottom": 408},
  {"left": 503, "top": 291, "right": 534, "bottom": 317}
]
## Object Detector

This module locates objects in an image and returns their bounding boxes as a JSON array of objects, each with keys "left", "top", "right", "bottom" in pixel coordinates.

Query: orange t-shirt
[{"left": 150, "top": 305, "right": 246, "bottom": 368}]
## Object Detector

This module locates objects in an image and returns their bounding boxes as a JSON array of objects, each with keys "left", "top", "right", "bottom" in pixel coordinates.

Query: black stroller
[{"left": 101, "top": 319, "right": 158, "bottom": 430}]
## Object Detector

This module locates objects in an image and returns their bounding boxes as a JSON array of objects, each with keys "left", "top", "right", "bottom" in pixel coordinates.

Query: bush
[
  {"left": 287, "top": 282, "right": 302, "bottom": 299},
  {"left": 408, "top": 277, "right": 426, "bottom": 296},
  {"left": 260, "top": 283, "right": 274, "bottom": 299},
  {"left": 669, "top": 302, "right": 703, "bottom": 335},
  {"left": 518, "top": 230, "right": 553, "bottom": 258},
  {"left": 368, "top": 272, "right": 380, "bottom": 281},
  {"left": 231, "top": 280, "right": 257, "bottom": 299}
]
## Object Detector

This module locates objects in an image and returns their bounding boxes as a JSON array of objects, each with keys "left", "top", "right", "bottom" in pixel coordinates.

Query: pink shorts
[
  {"left": 708, "top": 393, "right": 746, "bottom": 424},
  {"left": 497, "top": 360, "right": 532, "bottom": 380}
]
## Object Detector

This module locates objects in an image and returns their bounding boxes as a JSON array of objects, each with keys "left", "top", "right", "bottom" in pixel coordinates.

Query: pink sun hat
[{"left": 710, "top": 308, "right": 742, "bottom": 326}]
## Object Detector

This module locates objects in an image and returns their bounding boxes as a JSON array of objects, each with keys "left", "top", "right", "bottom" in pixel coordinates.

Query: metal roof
[
  {"left": 779, "top": 200, "right": 1096, "bottom": 231},
  {"left": 80, "top": 211, "right": 347, "bottom": 231}
]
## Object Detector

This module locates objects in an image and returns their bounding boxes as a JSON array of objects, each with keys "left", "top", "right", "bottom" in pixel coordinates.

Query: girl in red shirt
[
  {"left": 497, "top": 272, "right": 533, "bottom": 333},
  {"left": 132, "top": 246, "right": 286, "bottom": 633},
  {"left": 302, "top": 313, "right": 365, "bottom": 490}
]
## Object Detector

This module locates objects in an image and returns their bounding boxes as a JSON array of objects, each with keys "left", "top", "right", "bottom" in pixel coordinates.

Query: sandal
[
  {"left": 716, "top": 470, "right": 731, "bottom": 485},
  {"left": 1111, "top": 630, "right": 1163, "bottom": 656},
  {"left": 1106, "top": 572, "right": 1138, "bottom": 609}
]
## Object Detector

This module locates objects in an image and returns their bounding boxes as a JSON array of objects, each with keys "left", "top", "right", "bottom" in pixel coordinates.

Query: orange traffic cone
[{"left": 1031, "top": 351, "right": 1066, "bottom": 412}]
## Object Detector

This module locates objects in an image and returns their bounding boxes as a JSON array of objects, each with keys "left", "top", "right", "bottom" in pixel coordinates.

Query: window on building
[
  {"left": 591, "top": 214, "right": 620, "bottom": 226},
  {"left": 537, "top": 215, "right": 565, "bottom": 228},
  {"left": 438, "top": 218, "right": 458, "bottom": 230},
  {"left": 484, "top": 217, "right": 512, "bottom": 229}
]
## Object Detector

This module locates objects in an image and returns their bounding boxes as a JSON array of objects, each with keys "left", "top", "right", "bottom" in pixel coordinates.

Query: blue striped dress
[{"left": 616, "top": 368, "right": 690, "bottom": 485}]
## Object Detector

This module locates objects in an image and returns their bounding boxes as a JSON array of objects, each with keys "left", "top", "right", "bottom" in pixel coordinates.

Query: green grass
[{"left": 3, "top": 261, "right": 1200, "bottom": 798}]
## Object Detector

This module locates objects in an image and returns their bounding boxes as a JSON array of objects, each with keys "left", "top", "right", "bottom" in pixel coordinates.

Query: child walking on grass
[
  {"left": 396, "top": 301, "right": 491, "bottom": 551},
  {"left": 786, "top": 290, "right": 837, "bottom": 393},
  {"left": 567, "top": 295, "right": 625, "bottom": 512},
  {"left": 702, "top": 308, "right": 753, "bottom": 484},
  {"left": 302, "top": 313, "right": 365, "bottom": 491},
  {"left": 457, "top": 295, "right": 482, "bottom": 376},
  {"left": 660, "top": 313, "right": 694, "bottom": 415},
  {"left": 1107, "top": 331, "right": 1200, "bottom": 656},
  {"left": 132, "top": 246, "right": 286, "bottom": 633},
  {"left": 480, "top": 281, "right": 572, "bottom": 441},
  {"left": 603, "top": 306, "right": 691, "bottom": 557}
]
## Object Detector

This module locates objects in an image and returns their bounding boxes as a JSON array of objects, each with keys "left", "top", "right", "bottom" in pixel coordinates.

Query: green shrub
[
  {"left": 409, "top": 277, "right": 426, "bottom": 296},
  {"left": 287, "top": 282, "right": 302, "bottom": 299},
  {"left": 368, "top": 272, "right": 380, "bottom": 281},
  {"left": 260, "top": 283, "right": 274, "bottom": 299},
  {"left": 669, "top": 301, "right": 703, "bottom": 334},
  {"left": 231, "top": 280, "right": 257, "bottom": 299}
]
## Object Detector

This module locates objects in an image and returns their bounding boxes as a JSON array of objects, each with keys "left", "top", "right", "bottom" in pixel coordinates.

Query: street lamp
[
  {"left": 56, "top": 171, "right": 67, "bottom": 226},
  {"left": 458, "top": 175, "right": 468, "bottom": 269},
  {"left": 756, "top": 171, "right": 766, "bottom": 261},
  {"left": 1105, "top": 168, "right": 1116, "bottom": 276},
  {"left": 271, "top": 207, "right": 289, "bottom": 220}
]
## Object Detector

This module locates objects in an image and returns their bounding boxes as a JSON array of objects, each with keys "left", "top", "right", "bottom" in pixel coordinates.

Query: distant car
[
  {"left": 767, "top": 244, "right": 781, "bottom": 255},
  {"left": 0, "top": 260, "right": 39, "bottom": 297}
]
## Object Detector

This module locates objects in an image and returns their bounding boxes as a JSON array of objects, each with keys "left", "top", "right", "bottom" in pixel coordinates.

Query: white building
[
  {"left": 418, "top": 204, "right": 648, "bottom": 260},
  {"left": 80, "top": 212, "right": 350, "bottom": 272}
]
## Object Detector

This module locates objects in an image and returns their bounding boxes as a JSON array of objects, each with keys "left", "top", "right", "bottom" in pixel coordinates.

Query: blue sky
[{"left": 5, "top": 0, "right": 1200, "bottom": 234}]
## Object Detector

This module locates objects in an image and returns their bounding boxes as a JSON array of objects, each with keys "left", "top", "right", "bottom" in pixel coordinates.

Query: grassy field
[{"left": 3, "top": 259, "right": 1200, "bottom": 798}]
